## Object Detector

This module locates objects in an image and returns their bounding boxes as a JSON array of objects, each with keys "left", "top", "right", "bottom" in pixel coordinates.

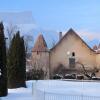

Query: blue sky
[
  {"left": 0, "top": 0, "right": 99, "bottom": 30},
  {"left": 0, "top": 0, "right": 100, "bottom": 47}
]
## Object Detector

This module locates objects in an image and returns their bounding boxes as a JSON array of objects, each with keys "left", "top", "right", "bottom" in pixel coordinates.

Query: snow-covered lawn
[
  {"left": 2, "top": 81, "right": 34, "bottom": 100},
  {"left": 1, "top": 80, "right": 100, "bottom": 100},
  {"left": 34, "top": 80, "right": 100, "bottom": 100},
  {"left": 35, "top": 80, "right": 100, "bottom": 96}
]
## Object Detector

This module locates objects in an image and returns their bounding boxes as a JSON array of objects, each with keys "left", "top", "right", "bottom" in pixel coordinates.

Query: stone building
[
  {"left": 31, "top": 29, "right": 100, "bottom": 79},
  {"left": 32, "top": 34, "right": 50, "bottom": 79}
]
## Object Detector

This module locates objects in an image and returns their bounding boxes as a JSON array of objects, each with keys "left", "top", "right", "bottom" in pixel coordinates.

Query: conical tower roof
[{"left": 32, "top": 34, "right": 49, "bottom": 52}]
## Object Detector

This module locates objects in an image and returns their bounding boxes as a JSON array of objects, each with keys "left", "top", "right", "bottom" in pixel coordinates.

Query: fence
[
  {"left": 45, "top": 92, "right": 100, "bottom": 100},
  {"left": 33, "top": 89, "right": 100, "bottom": 100},
  {"left": 33, "top": 80, "right": 100, "bottom": 100}
]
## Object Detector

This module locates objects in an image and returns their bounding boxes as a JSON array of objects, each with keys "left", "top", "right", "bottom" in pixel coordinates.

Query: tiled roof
[{"left": 32, "top": 34, "right": 49, "bottom": 52}]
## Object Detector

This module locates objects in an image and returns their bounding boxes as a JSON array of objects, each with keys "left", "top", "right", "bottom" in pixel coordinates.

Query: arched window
[{"left": 72, "top": 52, "right": 75, "bottom": 57}]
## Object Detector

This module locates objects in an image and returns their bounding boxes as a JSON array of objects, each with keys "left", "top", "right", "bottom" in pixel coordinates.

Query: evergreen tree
[
  {"left": 7, "top": 31, "right": 26, "bottom": 88},
  {"left": 0, "top": 22, "right": 8, "bottom": 96},
  {"left": 19, "top": 37, "right": 26, "bottom": 87}
]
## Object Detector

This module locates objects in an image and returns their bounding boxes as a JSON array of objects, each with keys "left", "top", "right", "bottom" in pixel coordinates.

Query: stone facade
[
  {"left": 32, "top": 34, "right": 50, "bottom": 79},
  {"left": 32, "top": 29, "right": 100, "bottom": 78}
]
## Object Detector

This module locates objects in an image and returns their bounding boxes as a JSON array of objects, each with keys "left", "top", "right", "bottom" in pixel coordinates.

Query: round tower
[{"left": 32, "top": 34, "right": 50, "bottom": 79}]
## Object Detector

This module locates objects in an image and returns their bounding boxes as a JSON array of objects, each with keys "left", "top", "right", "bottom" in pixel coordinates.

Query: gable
[{"left": 51, "top": 28, "right": 95, "bottom": 54}]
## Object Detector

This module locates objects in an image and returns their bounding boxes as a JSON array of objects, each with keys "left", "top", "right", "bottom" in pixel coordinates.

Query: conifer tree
[
  {"left": 7, "top": 31, "right": 26, "bottom": 88},
  {"left": 19, "top": 37, "right": 26, "bottom": 87},
  {"left": 0, "top": 22, "right": 8, "bottom": 96}
]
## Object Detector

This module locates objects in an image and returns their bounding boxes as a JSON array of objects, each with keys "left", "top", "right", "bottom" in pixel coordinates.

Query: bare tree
[
  {"left": 30, "top": 54, "right": 49, "bottom": 79},
  {"left": 76, "top": 61, "right": 99, "bottom": 79},
  {"left": 26, "top": 54, "right": 48, "bottom": 80},
  {"left": 6, "top": 23, "right": 19, "bottom": 47},
  {"left": 6, "top": 23, "right": 34, "bottom": 54},
  {"left": 51, "top": 38, "right": 56, "bottom": 48},
  {"left": 23, "top": 35, "right": 34, "bottom": 55},
  {"left": 53, "top": 63, "right": 65, "bottom": 75}
]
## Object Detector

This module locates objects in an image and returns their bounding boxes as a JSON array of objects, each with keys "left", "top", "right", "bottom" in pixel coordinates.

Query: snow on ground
[
  {"left": 1, "top": 80, "right": 100, "bottom": 100},
  {"left": 2, "top": 80, "right": 34, "bottom": 100},
  {"left": 34, "top": 80, "right": 100, "bottom": 100},
  {"left": 35, "top": 80, "right": 100, "bottom": 96},
  {"left": 37, "top": 80, "right": 100, "bottom": 96}
]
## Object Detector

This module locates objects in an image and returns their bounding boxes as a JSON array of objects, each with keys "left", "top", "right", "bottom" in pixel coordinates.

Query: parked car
[
  {"left": 76, "top": 75, "right": 84, "bottom": 80},
  {"left": 53, "top": 74, "right": 63, "bottom": 79},
  {"left": 92, "top": 77, "right": 100, "bottom": 80},
  {"left": 64, "top": 74, "right": 76, "bottom": 79}
]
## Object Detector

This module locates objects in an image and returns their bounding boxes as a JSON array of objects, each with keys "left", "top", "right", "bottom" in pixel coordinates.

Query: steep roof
[
  {"left": 51, "top": 28, "right": 96, "bottom": 53},
  {"left": 32, "top": 34, "right": 49, "bottom": 52}
]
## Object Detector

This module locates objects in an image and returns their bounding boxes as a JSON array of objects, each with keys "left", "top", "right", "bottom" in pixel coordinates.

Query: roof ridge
[{"left": 51, "top": 28, "right": 95, "bottom": 53}]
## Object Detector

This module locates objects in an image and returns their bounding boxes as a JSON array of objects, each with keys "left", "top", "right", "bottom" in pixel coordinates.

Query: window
[
  {"left": 72, "top": 52, "right": 75, "bottom": 57},
  {"left": 69, "top": 52, "right": 75, "bottom": 68},
  {"left": 69, "top": 58, "right": 75, "bottom": 68}
]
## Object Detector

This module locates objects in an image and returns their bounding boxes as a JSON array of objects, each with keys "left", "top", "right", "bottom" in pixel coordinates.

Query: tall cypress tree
[
  {"left": 7, "top": 31, "right": 26, "bottom": 88},
  {"left": 0, "top": 22, "right": 8, "bottom": 96},
  {"left": 20, "top": 37, "right": 26, "bottom": 86}
]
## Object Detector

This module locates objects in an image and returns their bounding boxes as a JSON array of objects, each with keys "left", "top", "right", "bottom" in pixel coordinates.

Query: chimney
[{"left": 59, "top": 32, "right": 62, "bottom": 40}]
